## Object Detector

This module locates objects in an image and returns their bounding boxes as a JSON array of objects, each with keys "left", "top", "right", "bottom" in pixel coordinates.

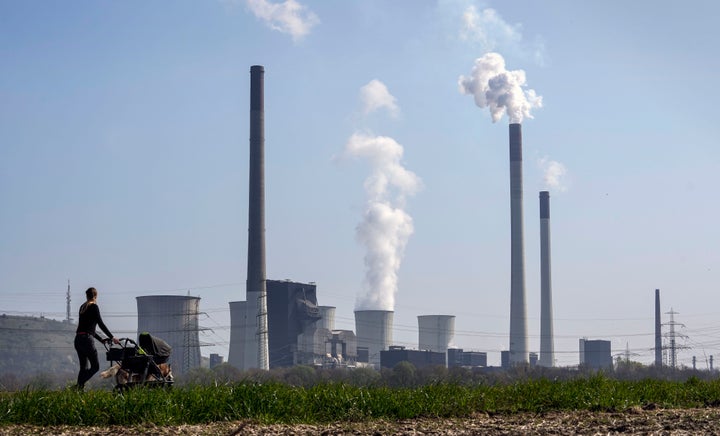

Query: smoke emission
[
  {"left": 345, "top": 132, "right": 421, "bottom": 311},
  {"left": 539, "top": 157, "right": 568, "bottom": 192},
  {"left": 458, "top": 52, "right": 542, "bottom": 123}
]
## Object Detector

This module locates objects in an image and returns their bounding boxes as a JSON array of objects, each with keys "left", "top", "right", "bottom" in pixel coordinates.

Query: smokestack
[
  {"left": 655, "top": 289, "right": 662, "bottom": 367},
  {"left": 246, "top": 65, "right": 269, "bottom": 370},
  {"left": 355, "top": 310, "right": 393, "bottom": 368},
  {"left": 508, "top": 123, "right": 528, "bottom": 364},
  {"left": 538, "top": 191, "right": 554, "bottom": 367}
]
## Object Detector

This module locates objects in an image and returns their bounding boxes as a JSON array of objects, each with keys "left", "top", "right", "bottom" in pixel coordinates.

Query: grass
[{"left": 2, "top": 375, "right": 720, "bottom": 426}]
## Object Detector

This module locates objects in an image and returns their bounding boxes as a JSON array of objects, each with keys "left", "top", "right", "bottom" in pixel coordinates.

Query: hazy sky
[{"left": 2, "top": 0, "right": 719, "bottom": 368}]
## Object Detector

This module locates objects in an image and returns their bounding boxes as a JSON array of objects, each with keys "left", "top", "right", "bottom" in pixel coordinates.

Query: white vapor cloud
[
  {"left": 460, "top": 5, "right": 546, "bottom": 65},
  {"left": 538, "top": 157, "right": 568, "bottom": 192},
  {"left": 345, "top": 132, "right": 421, "bottom": 311},
  {"left": 246, "top": 0, "right": 319, "bottom": 42},
  {"left": 360, "top": 80, "right": 400, "bottom": 117},
  {"left": 458, "top": 52, "right": 542, "bottom": 123}
]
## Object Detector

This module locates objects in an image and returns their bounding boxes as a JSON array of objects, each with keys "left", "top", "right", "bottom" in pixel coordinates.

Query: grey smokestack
[
  {"left": 247, "top": 65, "right": 269, "bottom": 370},
  {"left": 655, "top": 289, "right": 662, "bottom": 367},
  {"left": 509, "top": 123, "right": 528, "bottom": 364},
  {"left": 538, "top": 191, "right": 554, "bottom": 367}
]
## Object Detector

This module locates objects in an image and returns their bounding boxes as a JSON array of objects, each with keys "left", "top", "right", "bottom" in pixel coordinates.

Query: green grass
[{"left": 3, "top": 375, "right": 720, "bottom": 426}]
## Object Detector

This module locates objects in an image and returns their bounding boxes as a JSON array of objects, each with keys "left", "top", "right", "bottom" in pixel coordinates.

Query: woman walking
[{"left": 74, "top": 287, "right": 119, "bottom": 390}]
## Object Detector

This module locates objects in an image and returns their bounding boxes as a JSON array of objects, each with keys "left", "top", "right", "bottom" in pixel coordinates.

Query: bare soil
[{"left": 4, "top": 408, "right": 720, "bottom": 435}]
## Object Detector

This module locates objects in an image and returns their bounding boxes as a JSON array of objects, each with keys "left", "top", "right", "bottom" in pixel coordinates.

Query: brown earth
[{"left": 4, "top": 408, "right": 720, "bottom": 435}]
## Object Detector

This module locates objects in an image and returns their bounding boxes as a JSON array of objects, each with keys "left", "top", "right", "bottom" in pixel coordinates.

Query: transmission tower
[
  {"left": 663, "top": 308, "right": 688, "bottom": 368},
  {"left": 65, "top": 280, "right": 72, "bottom": 323},
  {"left": 257, "top": 287, "right": 269, "bottom": 370}
]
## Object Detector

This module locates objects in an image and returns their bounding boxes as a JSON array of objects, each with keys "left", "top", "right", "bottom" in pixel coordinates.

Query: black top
[{"left": 76, "top": 303, "right": 113, "bottom": 342}]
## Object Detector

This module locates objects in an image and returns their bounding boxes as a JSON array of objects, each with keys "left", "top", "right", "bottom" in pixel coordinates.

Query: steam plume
[
  {"left": 538, "top": 157, "right": 568, "bottom": 192},
  {"left": 345, "top": 132, "right": 421, "bottom": 311},
  {"left": 458, "top": 52, "right": 542, "bottom": 123}
]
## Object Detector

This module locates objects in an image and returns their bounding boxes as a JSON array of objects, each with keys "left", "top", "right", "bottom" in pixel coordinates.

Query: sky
[{"left": 2, "top": 0, "right": 720, "bottom": 368}]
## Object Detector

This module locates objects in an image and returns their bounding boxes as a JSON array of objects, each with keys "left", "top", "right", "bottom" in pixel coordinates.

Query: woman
[{"left": 74, "top": 287, "right": 119, "bottom": 390}]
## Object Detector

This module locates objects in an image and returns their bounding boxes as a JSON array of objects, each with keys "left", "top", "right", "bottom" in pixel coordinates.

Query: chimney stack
[
  {"left": 538, "top": 191, "right": 554, "bottom": 367},
  {"left": 655, "top": 288, "right": 662, "bottom": 367},
  {"left": 246, "top": 65, "right": 269, "bottom": 370},
  {"left": 508, "top": 123, "right": 528, "bottom": 364}
]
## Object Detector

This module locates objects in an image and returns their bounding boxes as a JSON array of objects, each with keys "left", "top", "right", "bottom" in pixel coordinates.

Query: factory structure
[{"left": 121, "top": 66, "right": 688, "bottom": 375}]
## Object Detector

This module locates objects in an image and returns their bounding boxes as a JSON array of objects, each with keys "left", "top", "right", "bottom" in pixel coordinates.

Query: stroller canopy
[{"left": 138, "top": 332, "right": 172, "bottom": 363}]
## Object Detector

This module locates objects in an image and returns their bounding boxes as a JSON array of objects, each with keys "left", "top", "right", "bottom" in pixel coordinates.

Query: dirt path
[{"left": 4, "top": 408, "right": 720, "bottom": 435}]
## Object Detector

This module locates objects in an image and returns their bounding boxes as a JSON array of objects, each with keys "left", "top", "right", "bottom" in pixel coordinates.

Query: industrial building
[
  {"left": 448, "top": 348, "right": 487, "bottom": 368},
  {"left": 265, "top": 279, "right": 321, "bottom": 368},
  {"left": 380, "top": 346, "right": 445, "bottom": 369},
  {"left": 136, "top": 295, "right": 201, "bottom": 375},
  {"left": 579, "top": 339, "right": 613, "bottom": 370}
]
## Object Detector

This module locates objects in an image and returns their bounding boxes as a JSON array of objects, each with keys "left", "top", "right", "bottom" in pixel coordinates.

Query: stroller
[{"left": 105, "top": 332, "right": 174, "bottom": 391}]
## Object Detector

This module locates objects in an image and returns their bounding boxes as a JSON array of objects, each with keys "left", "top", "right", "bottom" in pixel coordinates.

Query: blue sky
[{"left": 2, "top": 0, "right": 719, "bottom": 367}]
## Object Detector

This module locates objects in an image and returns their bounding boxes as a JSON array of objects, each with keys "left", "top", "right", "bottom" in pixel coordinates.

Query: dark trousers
[{"left": 74, "top": 334, "right": 99, "bottom": 388}]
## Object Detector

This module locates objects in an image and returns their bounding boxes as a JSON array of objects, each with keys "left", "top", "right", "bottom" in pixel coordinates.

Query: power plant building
[
  {"left": 136, "top": 295, "right": 201, "bottom": 375},
  {"left": 266, "top": 279, "right": 321, "bottom": 368},
  {"left": 448, "top": 348, "right": 487, "bottom": 368},
  {"left": 380, "top": 346, "right": 445, "bottom": 369},
  {"left": 579, "top": 339, "right": 613, "bottom": 370}
]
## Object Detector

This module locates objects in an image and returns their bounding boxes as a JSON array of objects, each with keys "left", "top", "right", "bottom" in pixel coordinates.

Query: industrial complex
[{"left": 123, "top": 66, "right": 687, "bottom": 375}]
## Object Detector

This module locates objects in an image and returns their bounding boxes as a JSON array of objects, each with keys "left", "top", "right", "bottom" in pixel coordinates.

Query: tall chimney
[
  {"left": 655, "top": 288, "right": 662, "bottom": 367},
  {"left": 538, "top": 191, "right": 554, "bottom": 367},
  {"left": 508, "top": 123, "right": 528, "bottom": 364},
  {"left": 246, "top": 65, "right": 269, "bottom": 370}
]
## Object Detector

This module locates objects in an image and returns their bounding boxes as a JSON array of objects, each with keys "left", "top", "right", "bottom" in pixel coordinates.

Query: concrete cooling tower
[
  {"left": 355, "top": 310, "right": 393, "bottom": 368},
  {"left": 418, "top": 315, "right": 455, "bottom": 365},
  {"left": 136, "top": 295, "right": 201, "bottom": 375},
  {"left": 228, "top": 301, "right": 248, "bottom": 369}
]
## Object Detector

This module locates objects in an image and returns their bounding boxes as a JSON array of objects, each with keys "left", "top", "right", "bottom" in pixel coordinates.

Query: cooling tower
[
  {"left": 418, "top": 315, "right": 455, "bottom": 366},
  {"left": 655, "top": 289, "right": 662, "bottom": 367},
  {"left": 136, "top": 295, "right": 201, "bottom": 375},
  {"left": 355, "top": 310, "right": 393, "bottom": 367},
  {"left": 228, "top": 300, "right": 248, "bottom": 369},
  {"left": 538, "top": 191, "right": 554, "bottom": 367},
  {"left": 508, "top": 123, "right": 528, "bottom": 364},
  {"left": 245, "top": 65, "right": 269, "bottom": 370},
  {"left": 318, "top": 306, "right": 336, "bottom": 331}
]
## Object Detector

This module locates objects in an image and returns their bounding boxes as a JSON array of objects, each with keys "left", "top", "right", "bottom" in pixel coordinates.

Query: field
[{"left": 3, "top": 375, "right": 720, "bottom": 434}]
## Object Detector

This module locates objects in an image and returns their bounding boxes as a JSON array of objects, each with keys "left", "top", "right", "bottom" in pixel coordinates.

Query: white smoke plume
[
  {"left": 458, "top": 52, "right": 542, "bottom": 123},
  {"left": 360, "top": 80, "right": 400, "bottom": 117},
  {"left": 245, "top": 0, "right": 319, "bottom": 42},
  {"left": 538, "top": 157, "right": 568, "bottom": 192},
  {"left": 345, "top": 132, "right": 421, "bottom": 311},
  {"left": 460, "top": 6, "right": 546, "bottom": 66}
]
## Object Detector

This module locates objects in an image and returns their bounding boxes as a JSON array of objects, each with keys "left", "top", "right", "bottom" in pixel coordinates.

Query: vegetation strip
[{"left": 3, "top": 376, "right": 720, "bottom": 426}]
